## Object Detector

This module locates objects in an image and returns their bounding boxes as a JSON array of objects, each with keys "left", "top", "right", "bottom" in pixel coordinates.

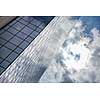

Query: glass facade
[{"left": 0, "top": 16, "right": 54, "bottom": 75}]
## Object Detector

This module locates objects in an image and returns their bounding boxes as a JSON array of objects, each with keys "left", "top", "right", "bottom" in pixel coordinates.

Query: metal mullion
[{"left": 0, "top": 37, "right": 23, "bottom": 50}]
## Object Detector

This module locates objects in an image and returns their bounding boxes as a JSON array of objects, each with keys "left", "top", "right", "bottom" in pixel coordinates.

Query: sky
[
  {"left": 60, "top": 16, "right": 100, "bottom": 82},
  {"left": 40, "top": 16, "right": 100, "bottom": 83}
]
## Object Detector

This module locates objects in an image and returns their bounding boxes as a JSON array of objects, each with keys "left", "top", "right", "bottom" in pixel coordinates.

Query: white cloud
[
  {"left": 91, "top": 27, "right": 100, "bottom": 35},
  {"left": 90, "top": 27, "right": 100, "bottom": 48},
  {"left": 75, "top": 20, "right": 83, "bottom": 28},
  {"left": 56, "top": 23, "right": 100, "bottom": 82}
]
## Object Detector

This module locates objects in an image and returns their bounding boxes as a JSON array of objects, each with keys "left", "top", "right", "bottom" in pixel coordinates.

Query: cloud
[
  {"left": 91, "top": 27, "right": 100, "bottom": 35},
  {"left": 73, "top": 27, "right": 100, "bottom": 82},
  {"left": 75, "top": 20, "right": 83, "bottom": 28},
  {"left": 90, "top": 28, "right": 100, "bottom": 48},
  {"left": 55, "top": 22, "right": 100, "bottom": 82},
  {"left": 40, "top": 17, "right": 100, "bottom": 83}
]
